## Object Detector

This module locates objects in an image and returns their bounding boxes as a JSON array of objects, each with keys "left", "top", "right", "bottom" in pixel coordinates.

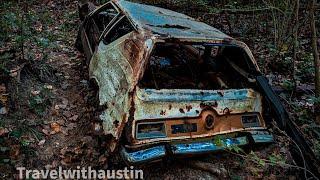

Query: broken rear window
[{"left": 139, "top": 43, "right": 253, "bottom": 90}]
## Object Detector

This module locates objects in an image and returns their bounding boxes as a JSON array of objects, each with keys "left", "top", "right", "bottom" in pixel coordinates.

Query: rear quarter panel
[{"left": 89, "top": 33, "right": 135, "bottom": 139}]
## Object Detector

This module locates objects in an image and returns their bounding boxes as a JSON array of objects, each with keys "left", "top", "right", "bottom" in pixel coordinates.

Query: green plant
[
  {"left": 314, "top": 140, "right": 320, "bottom": 159},
  {"left": 249, "top": 151, "right": 266, "bottom": 167},
  {"left": 227, "top": 143, "right": 245, "bottom": 154},
  {"left": 28, "top": 88, "right": 53, "bottom": 116},
  {"left": 282, "top": 79, "right": 295, "bottom": 91},
  {"left": 292, "top": 104, "right": 313, "bottom": 125},
  {"left": 8, "top": 124, "right": 39, "bottom": 156},
  {"left": 268, "top": 153, "right": 286, "bottom": 166},
  {"left": 213, "top": 135, "right": 224, "bottom": 147}
]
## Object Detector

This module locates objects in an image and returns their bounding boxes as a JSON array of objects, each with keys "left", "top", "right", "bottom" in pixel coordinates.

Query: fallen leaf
[
  {"left": 50, "top": 122, "right": 61, "bottom": 133},
  {"left": 63, "top": 111, "right": 72, "bottom": 118},
  {"left": 38, "top": 139, "right": 46, "bottom": 146},
  {"left": 51, "top": 108, "right": 59, "bottom": 116},
  {"left": 0, "top": 107, "right": 8, "bottom": 115},
  {"left": 54, "top": 104, "right": 67, "bottom": 110},
  {"left": 42, "top": 129, "right": 50, "bottom": 136},
  {"left": 74, "top": 146, "right": 82, "bottom": 155},
  {"left": 57, "top": 119, "right": 65, "bottom": 125},
  {"left": 66, "top": 123, "right": 76, "bottom": 131},
  {"left": 99, "top": 155, "right": 107, "bottom": 164},
  {"left": 81, "top": 136, "right": 93, "bottom": 145},
  {"left": 69, "top": 115, "right": 78, "bottom": 121},
  {"left": 0, "top": 84, "right": 6, "bottom": 93},
  {"left": 60, "top": 147, "right": 68, "bottom": 155},
  {"left": 60, "top": 127, "right": 69, "bottom": 135},
  {"left": 54, "top": 105, "right": 60, "bottom": 110},
  {"left": 3, "top": 159, "right": 10, "bottom": 163},
  {"left": 9, "top": 145, "right": 20, "bottom": 159},
  {"left": 9, "top": 71, "right": 18, "bottom": 77},
  {"left": 62, "top": 98, "right": 68, "bottom": 105},
  {"left": 52, "top": 160, "right": 58, "bottom": 168},
  {"left": 61, "top": 156, "right": 72, "bottom": 165},
  {"left": 44, "top": 85, "right": 53, "bottom": 90},
  {"left": 0, "top": 127, "right": 9, "bottom": 136},
  {"left": 31, "top": 90, "right": 40, "bottom": 96},
  {"left": 45, "top": 164, "right": 52, "bottom": 170}
]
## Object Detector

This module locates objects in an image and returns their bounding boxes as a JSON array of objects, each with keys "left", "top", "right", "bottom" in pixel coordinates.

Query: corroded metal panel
[
  {"left": 89, "top": 33, "right": 135, "bottom": 139},
  {"left": 131, "top": 88, "right": 264, "bottom": 145},
  {"left": 115, "top": 0, "right": 231, "bottom": 41},
  {"left": 134, "top": 88, "right": 262, "bottom": 120}
]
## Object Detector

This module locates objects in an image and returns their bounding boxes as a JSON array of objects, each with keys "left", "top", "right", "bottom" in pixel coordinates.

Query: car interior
[{"left": 139, "top": 43, "right": 257, "bottom": 90}]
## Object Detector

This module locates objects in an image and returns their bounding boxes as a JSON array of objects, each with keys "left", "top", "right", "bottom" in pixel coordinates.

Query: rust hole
[
  {"left": 113, "top": 120, "right": 119, "bottom": 127},
  {"left": 160, "top": 110, "right": 166, "bottom": 115},
  {"left": 186, "top": 105, "right": 192, "bottom": 112},
  {"left": 223, "top": 107, "right": 230, "bottom": 115},
  {"left": 217, "top": 91, "right": 224, "bottom": 97},
  {"left": 212, "top": 101, "right": 218, "bottom": 107}
]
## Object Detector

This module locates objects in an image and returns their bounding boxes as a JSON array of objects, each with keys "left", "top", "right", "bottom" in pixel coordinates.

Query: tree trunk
[
  {"left": 293, "top": 0, "right": 299, "bottom": 91},
  {"left": 310, "top": 0, "right": 320, "bottom": 123}
]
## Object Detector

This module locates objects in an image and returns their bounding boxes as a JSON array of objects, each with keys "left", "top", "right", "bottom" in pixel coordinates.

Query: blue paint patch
[{"left": 121, "top": 146, "right": 166, "bottom": 163}]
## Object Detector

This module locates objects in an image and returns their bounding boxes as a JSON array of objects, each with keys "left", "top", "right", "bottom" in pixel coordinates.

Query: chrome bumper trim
[{"left": 121, "top": 131, "right": 273, "bottom": 164}]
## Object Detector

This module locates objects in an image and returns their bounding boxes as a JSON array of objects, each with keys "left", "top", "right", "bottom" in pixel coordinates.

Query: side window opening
[
  {"left": 221, "top": 46, "right": 257, "bottom": 74},
  {"left": 139, "top": 43, "right": 254, "bottom": 90},
  {"left": 85, "top": 3, "right": 118, "bottom": 50},
  {"left": 103, "top": 16, "right": 134, "bottom": 45},
  {"left": 92, "top": 3, "right": 118, "bottom": 34}
]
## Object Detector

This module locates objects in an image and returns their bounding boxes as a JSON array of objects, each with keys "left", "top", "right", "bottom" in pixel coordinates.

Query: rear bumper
[{"left": 121, "top": 130, "right": 273, "bottom": 164}]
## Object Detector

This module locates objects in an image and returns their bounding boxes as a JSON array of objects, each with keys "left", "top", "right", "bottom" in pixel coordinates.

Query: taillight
[
  {"left": 241, "top": 115, "right": 260, "bottom": 128},
  {"left": 136, "top": 122, "right": 166, "bottom": 139}
]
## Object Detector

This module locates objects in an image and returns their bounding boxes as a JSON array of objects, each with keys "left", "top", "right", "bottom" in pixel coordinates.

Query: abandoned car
[{"left": 76, "top": 0, "right": 276, "bottom": 164}]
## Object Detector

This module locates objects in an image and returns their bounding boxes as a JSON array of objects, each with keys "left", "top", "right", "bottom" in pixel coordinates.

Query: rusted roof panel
[{"left": 116, "top": 0, "right": 231, "bottom": 41}]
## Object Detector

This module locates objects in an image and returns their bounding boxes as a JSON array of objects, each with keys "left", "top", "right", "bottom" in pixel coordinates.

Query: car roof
[{"left": 113, "top": 0, "right": 231, "bottom": 41}]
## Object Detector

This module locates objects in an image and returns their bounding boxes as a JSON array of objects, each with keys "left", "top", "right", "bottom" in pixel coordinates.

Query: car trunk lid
[{"left": 134, "top": 87, "right": 262, "bottom": 120}]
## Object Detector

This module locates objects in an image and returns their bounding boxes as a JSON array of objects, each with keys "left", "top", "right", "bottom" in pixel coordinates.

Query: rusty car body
[{"left": 76, "top": 0, "right": 275, "bottom": 164}]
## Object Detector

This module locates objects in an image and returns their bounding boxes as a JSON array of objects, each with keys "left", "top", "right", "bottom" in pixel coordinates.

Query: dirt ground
[{"left": 0, "top": 0, "right": 317, "bottom": 179}]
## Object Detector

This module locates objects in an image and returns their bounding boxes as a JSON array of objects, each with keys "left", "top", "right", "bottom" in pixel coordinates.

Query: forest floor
[{"left": 0, "top": 0, "right": 319, "bottom": 179}]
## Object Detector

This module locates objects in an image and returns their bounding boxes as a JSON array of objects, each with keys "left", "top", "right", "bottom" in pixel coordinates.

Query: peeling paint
[{"left": 80, "top": 0, "right": 269, "bottom": 155}]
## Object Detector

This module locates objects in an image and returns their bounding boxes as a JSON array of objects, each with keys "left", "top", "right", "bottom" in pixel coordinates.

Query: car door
[{"left": 80, "top": 2, "right": 120, "bottom": 65}]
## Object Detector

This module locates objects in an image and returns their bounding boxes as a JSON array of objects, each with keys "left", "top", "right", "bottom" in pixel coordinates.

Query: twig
[
  {"left": 278, "top": 95, "right": 295, "bottom": 109},
  {"left": 272, "top": 122, "right": 318, "bottom": 180},
  {"left": 292, "top": 0, "right": 300, "bottom": 91},
  {"left": 225, "top": 149, "right": 318, "bottom": 180}
]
